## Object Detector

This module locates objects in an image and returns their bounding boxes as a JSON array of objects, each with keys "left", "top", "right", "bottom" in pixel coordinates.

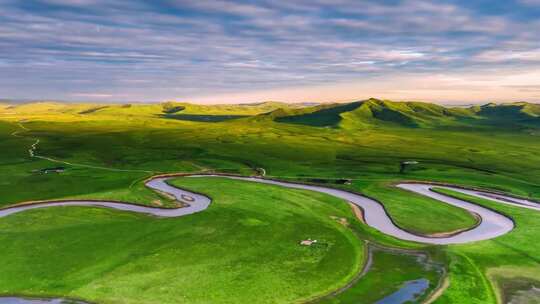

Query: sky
[{"left": 1, "top": 0, "right": 540, "bottom": 104}]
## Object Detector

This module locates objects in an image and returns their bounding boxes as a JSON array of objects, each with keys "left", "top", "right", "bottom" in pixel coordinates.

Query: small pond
[{"left": 375, "top": 279, "right": 430, "bottom": 304}]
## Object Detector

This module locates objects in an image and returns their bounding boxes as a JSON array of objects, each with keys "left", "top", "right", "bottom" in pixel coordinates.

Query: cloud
[
  {"left": 475, "top": 49, "right": 540, "bottom": 62},
  {"left": 39, "top": 0, "right": 103, "bottom": 6},
  {"left": 0, "top": 0, "right": 539, "bottom": 103},
  {"left": 518, "top": 0, "right": 540, "bottom": 6},
  {"left": 186, "top": 68, "right": 540, "bottom": 104},
  {"left": 71, "top": 93, "right": 117, "bottom": 98},
  {"left": 179, "top": 0, "right": 273, "bottom": 16}
]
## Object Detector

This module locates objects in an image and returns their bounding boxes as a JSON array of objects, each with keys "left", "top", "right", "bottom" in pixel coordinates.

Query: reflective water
[
  {"left": 0, "top": 175, "right": 528, "bottom": 244},
  {"left": 375, "top": 279, "right": 430, "bottom": 304}
]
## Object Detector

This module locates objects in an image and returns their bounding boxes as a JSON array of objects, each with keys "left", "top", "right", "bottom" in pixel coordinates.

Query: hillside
[
  {"left": 248, "top": 102, "right": 350, "bottom": 124},
  {"left": 1, "top": 99, "right": 538, "bottom": 129},
  {"left": 160, "top": 101, "right": 300, "bottom": 115},
  {"left": 0, "top": 101, "right": 305, "bottom": 121},
  {"left": 473, "top": 102, "right": 540, "bottom": 126},
  {"left": 250, "top": 99, "right": 465, "bottom": 128},
  {"left": 255, "top": 99, "right": 540, "bottom": 129}
]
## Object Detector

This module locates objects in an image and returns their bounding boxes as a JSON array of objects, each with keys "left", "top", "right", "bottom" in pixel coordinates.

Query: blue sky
[{"left": 1, "top": 0, "right": 540, "bottom": 103}]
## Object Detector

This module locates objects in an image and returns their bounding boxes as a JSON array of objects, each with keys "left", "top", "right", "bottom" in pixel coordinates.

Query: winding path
[
  {"left": 11, "top": 122, "right": 155, "bottom": 174},
  {"left": 2, "top": 174, "right": 539, "bottom": 245}
]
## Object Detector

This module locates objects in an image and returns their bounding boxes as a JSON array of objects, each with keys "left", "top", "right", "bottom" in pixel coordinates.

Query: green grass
[
  {"left": 359, "top": 182, "right": 478, "bottom": 235},
  {"left": 319, "top": 245, "right": 444, "bottom": 304},
  {"left": 430, "top": 187, "right": 540, "bottom": 304},
  {"left": 0, "top": 177, "right": 363, "bottom": 304},
  {"left": 2, "top": 106, "right": 539, "bottom": 233},
  {"left": 1, "top": 100, "right": 540, "bottom": 303},
  {"left": 275, "top": 102, "right": 361, "bottom": 127},
  {"left": 159, "top": 113, "right": 248, "bottom": 122}
]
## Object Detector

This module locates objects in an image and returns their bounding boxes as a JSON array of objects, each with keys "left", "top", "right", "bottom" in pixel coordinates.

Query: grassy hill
[
  {"left": 251, "top": 99, "right": 443, "bottom": 128},
  {"left": 250, "top": 98, "right": 463, "bottom": 128},
  {"left": 2, "top": 99, "right": 538, "bottom": 129},
  {"left": 253, "top": 98, "right": 540, "bottom": 129},
  {"left": 0, "top": 101, "right": 312, "bottom": 123},
  {"left": 473, "top": 102, "right": 540, "bottom": 127},
  {"left": 248, "top": 102, "right": 347, "bottom": 124}
]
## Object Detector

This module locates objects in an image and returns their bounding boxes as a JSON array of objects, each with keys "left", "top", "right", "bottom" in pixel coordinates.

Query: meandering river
[
  {"left": 2, "top": 174, "right": 537, "bottom": 244},
  {"left": 2, "top": 174, "right": 539, "bottom": 304}
]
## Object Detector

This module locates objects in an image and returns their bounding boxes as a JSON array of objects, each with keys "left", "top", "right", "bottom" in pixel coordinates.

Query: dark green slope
[
  {"left": 274, "top": 102, "right": 362, "bottom": 126},
  {"left": 247, "top": 102, "right": 353, "bottom": 124},
  {"left": 257, "top": 99, "right": 540, "bottom": 129},
  {"left": 340, "top": 99, "right": 459, "bottom": 128},
  {"left": 259, "top": 98, "right": 468, "bottom": 128},
  {"left": 473, "top": 102, "right": 540, "bottom": 127}
]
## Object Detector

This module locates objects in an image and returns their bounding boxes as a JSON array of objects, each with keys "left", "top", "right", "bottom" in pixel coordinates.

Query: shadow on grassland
[{"left": 158, "top": 114, "right": 249, "bottom": 122}]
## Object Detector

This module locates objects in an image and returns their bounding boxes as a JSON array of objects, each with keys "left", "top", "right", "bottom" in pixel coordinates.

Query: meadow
[{"left": 0, "top": 100, "right": 539, "bottom": 303}]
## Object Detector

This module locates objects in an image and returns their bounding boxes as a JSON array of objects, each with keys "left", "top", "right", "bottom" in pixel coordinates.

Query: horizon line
[{"left": 2, "top": 97, "right": 538, "bottom": 107}]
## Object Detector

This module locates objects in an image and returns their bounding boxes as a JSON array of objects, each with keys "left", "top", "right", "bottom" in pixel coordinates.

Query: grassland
[
  {"left": 0, "top": 177, "right": 363, "bottom": 304},
  {"left": 0, "top": 99, "right": 539, "bottom": 303},
  {"left": 430, "top": 188, "right": 540, "bottom": 304},
  {"left": 319, "top": 245, "right": 444, "bottom": 304}
]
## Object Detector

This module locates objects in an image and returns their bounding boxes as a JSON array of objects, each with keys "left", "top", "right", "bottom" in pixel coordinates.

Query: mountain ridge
[
  {"left": 1, "top": 99, "right": 539, "bottom": 129},
  {"left": 252, "top": 98, "right": 540, "bottom": 129}
]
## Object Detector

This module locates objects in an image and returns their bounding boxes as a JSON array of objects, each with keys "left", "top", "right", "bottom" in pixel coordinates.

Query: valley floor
[{"left": 1, "top": 101, "right": 539, "bottom": 303}]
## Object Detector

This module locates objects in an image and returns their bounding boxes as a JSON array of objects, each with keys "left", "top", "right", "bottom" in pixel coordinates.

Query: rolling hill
[
  {"left": 1, "top": 99, "right": 539, "bottom": 129},
  {"left": 255, "top": 98, "right": 540, "bottom": 129}
]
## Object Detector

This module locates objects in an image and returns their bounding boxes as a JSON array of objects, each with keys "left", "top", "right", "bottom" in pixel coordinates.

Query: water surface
[{"left": 375, "top": 279, "right": 430, "bottom": 304}]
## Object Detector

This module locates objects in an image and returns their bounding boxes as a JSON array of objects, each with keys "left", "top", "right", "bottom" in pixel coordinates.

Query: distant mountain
[
  {"left": 253, "top": 98, "right": 456, "bottom": 128},
  {"left": 0, "top": 98, "right": 38, "bottom": 104},
  {"left": 2, "top": 99, "right": 538, "bottom": 128},
  {"left": 252, "top": 98, "right": 540, "bottom": 129},
  {"left": 248, "top": 102, "right": 345, "bottom": 123},
  {"left": 158, "top": 101, "right": 306, "bottom": 115},
  {"left": 474, "top": 102, "right": 540, "bottom": 120},
  {"left": 0, "top": 100, "right": 306, "bottom": 118}
]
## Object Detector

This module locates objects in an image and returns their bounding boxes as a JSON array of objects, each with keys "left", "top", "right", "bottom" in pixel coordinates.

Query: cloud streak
[{"left": 0, "top": 0, "right": 539, "bottom": 103}]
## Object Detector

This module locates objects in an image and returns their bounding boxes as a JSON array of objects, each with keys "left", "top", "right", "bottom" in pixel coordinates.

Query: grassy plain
[
  {"left": 319, "top": 245, "right": 444, "bottom": 304},
  {"left": 430, "top": 188, "right": 540, "bottom": 304},
  {"left": 0, "top": 177, "right": 363, "bottom": 304},
  {"left": 0, "top": 100, "right": 539, "bottom": 303}
]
